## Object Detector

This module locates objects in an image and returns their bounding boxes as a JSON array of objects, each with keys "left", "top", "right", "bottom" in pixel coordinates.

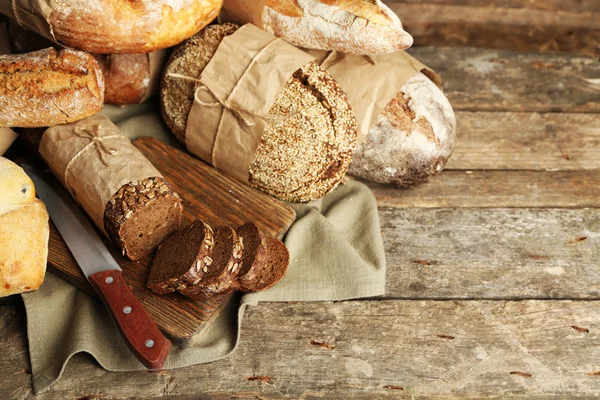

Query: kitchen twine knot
[
  {"left": 165, "top": 73, "right": 256, "bottom": 127},
  {"left": 63, "top": 123, "right": 120, "bottom": 195}
]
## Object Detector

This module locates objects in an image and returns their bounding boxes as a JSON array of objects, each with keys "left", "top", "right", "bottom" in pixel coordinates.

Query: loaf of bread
[
  {"left": 148, "top": 220, "right": 289, "bottom": 299},
  {"left": 7, "top": 21, "right": 165, "bottom": 106},
  {"left": 349, "top": 72, "right": 456, "bottom": 186},
  {"left": 0, "top": 0, "right": 223, "bottom": 54},
  {"left": 36, "top": 114, "right": 183, "bottom": 260},
  {"left": 161, "top": 23, "right": 357, "bottom": 202},
  {"left": 220, "top": 0, "right": 412, "bottom": 55},
  {"left": 0, "top": 47, "right": 104, "bottom": 128},
  {"left": 0, "top": 157, "right": 49, "bottom": 297}
]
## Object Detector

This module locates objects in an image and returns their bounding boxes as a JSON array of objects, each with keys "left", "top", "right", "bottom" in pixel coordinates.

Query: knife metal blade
[
  {"left": 22, "top": 165, "right": 121, "bottom": 278},
  {"left": 21, "top": 164, "right": 172, "bottom": 370}
]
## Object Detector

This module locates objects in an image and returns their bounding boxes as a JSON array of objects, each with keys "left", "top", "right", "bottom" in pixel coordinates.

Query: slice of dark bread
[
  {"left": 147, "top": 219, "right": 214, "bottom": 295},
  {"left": 235, "top": 237, "right": 289, "bottom": 293},
  {"left": 234, "top": 222, "right": 268, "bottom": 286},
  {"left": 179, "top": 225, "right": 244, "bottom": 299}
]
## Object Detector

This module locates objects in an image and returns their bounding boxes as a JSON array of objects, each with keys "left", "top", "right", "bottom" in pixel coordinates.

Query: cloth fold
[{"left": 21, "top": 104, "right": 386, "bottom": 394}]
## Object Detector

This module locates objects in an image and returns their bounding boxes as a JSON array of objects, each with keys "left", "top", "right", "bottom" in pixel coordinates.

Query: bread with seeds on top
[{"left": 160, "top": 23, "right": 357, "bottom": 203}]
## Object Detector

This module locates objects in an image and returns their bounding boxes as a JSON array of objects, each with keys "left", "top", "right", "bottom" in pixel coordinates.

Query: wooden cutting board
[{"left": 46, "top": 137, "right": 296, "bottom": 345}]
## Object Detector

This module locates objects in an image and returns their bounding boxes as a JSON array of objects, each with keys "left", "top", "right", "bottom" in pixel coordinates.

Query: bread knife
[{"left": 23, "top": 165, "right": 171, "bottom": 370}]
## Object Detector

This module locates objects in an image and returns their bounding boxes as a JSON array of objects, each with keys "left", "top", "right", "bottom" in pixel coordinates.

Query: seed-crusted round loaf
[
  {"left": 161, "top": 23, "right": 357, "bottom": 202},
  {"left": 348, "top": 72, "right": 456, "bottom": 186},
  {"left": 104, "top": 177, "right": 183, "bottom": 261}
]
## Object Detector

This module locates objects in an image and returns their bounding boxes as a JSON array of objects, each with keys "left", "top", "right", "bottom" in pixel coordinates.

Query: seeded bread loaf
[
  {"left": 234, "top": 222, "right": 268, "bottom": 288},
  {"left": 148, "top": 219, "right": 215, "bottom": 295},
  {"left": 0, "top": 157, "right": 49, "bottom": 297},
  {"left": 161, "top": 23, "right": 357, "bottom": 202},
  {"left": 348, "top": 72, "right": 457, "bottom": 186},
  {"left": 1, "top": 0, "right": 223, "bottom": 54},
  {"left": 7, "top": 21, "right": 159, "bottom": 106},
  {"left": 0, "top": 47, "right": 104, "bottom": 127},
  {"left": 104, "top": 177, "right": 184, "bottom": 260},
  {"left": 235, "top": 236, "right": 289, "bottom": 293},
  {"left": 220, "top": 0, "right": 413, "bottom": 55}
]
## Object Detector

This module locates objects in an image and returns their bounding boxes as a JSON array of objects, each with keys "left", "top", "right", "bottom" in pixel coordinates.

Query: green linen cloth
[{"left": 21, "top": 103, "right": 387, "bottom": 393}]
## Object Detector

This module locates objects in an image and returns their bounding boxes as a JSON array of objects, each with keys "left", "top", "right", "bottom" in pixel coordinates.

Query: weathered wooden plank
[
  {"left": 3, "top": 300, "right": 600, "bottom": 399},
  {"left": 388, "top": 0, "right": 600, "bottom": 13},
  {"left": 380, "top": 208, "right": 600, "bottom": 299},
  {"left": 446, "top": 112, "right": 600, "bottom": 171},
  {"left": 367, "top": 170, "right": 600, "bottom": 208},
  {"left": 387, "top": 1, "right": 600, "bottom": 56},
  {"left": 409, "top": 47, "right": 600, "bottom": 113}
]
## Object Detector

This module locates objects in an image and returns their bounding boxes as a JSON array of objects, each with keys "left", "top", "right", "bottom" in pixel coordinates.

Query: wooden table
[{"left": 1, "top": 1, "right": 599, "bottom": 398}]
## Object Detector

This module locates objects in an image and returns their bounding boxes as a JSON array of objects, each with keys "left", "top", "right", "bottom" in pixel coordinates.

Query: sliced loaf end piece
[
  {"left": 234, "top": 222, "right": 268, "bottom": 285},
  {"left": 236, "top": 236, "right": 289, "bottom": 293}
]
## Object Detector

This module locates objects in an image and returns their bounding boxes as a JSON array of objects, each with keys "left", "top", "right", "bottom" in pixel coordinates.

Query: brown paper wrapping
[
  {"left": 306, "top": 49, "right": 443, "bottom": 145},
  {"left": 39, "top": 114, "right": 163, "bottom": 235},
  {"left": 0, "top": 22, "right": 18, "bottom": 154},
  {"left": 0, "top": 0, "right": 56, "bottom": 43},
  {"left": 184, "top": 24, "right": 314, "bottom": 183},
  {"left": 219, "top": 0, "right": 265, "bottom": 28}
]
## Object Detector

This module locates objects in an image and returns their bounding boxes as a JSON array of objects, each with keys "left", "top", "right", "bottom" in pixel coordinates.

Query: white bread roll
[
  {"left": 0, "top": 157, "right": 49, "bottom": 297},
  {"left": 348, "top": 72, "right": 457, "bottom": 185}
]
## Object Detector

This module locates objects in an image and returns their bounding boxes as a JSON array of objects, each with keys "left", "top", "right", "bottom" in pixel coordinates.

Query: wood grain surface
[
  {"left": 387, "top": 0, "right": 600, "bottom": 55},
  {"left": 45, "top": 137, "right": 296, "bottom": 344}
]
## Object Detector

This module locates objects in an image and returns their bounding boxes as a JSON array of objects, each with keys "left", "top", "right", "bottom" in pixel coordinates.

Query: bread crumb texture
[{"left": 349, "top": 72, "right": 456, "bottom": 186}]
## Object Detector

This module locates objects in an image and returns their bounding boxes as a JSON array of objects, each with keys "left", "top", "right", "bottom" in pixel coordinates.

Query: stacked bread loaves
[
  {"left": 0, "top": 158, "right": 49, "bottom": 297},
  {"left": 7, "top": 21, "right": 168, "bottom": 106},
  {"left": 220, "top": 0, "right": 413, "bottom": 55},
  {"left": 161, "top": 23, "right": 357, "bottom": 202},
  {"left": 148, "top": 221, "right": 289, "bottom": 299}
]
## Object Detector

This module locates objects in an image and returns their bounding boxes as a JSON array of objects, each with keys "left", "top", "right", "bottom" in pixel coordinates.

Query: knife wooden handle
[{"left": 88, "top": 270, "right": 171, "bottom": 370}]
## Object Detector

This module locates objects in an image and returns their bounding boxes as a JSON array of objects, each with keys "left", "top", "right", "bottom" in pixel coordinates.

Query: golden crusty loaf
[
  {"left": 1, "top": 0, "right": 223, "bottom": 54},
  {"left": 0, "top": 47, "right": 104, "bottom": 128},
  {"left": 349, "top": 72, "right": 457, "bottom": 186},
  {"left": 0, "top": 157, "right": 49, "bottom": 297},
  {"left": 220, "top": 0, "right": 413, "bottom": 55},
  {"left": 161, "top": 23, "right": 357, "bottom": 202},
  {"left": 7, "top": 20, "right": 162, "bottom": 106}
]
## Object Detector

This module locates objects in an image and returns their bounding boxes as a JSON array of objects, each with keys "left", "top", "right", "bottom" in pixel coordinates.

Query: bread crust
[
  {"left": 0, "top": 199, "right": 49, "bottom": 297},
  {"left": 262, "top": 0, "right": 413, "bottom": 55},
  {"left": 348, "top": 72, "right": 456, "bottom": 186},
  {"left": 48, "top": 0, "right": 223, "bottom": 53},
  {"left": 0, "top": 47, "right": 104, "bottom": 128}
]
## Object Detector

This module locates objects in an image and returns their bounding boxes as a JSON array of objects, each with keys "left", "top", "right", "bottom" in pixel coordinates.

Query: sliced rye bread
[
  {"left": 179, "top": 225, "right": 244, "bottom": 299},
  {"left": 235, "top": 236, "right": 290, "bottom": 293},
  {"left": 147, "top": 219, "right": 214, "bottom": 295},
  {"left": 233, "top": 222, "right": 269, "bottom": 287}
]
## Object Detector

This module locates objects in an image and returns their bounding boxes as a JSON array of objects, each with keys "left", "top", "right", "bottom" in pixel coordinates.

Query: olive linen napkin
[{"left": 21, "top": 103, "right": 387, "bottom": 394}]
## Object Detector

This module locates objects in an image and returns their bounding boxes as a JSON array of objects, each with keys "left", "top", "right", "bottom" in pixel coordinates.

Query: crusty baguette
[
  {"left": 220, "top": 0, "right": 413, "bottom": 55},
  {"left": 1, "top": 0, "right": 223, "bottom": 54},
  {"left": 0, "top": 199, "right": 49, "bottom": 297},
  {"left": 0, "top": 47, "right": 104, "bottom": 128},
  {"left": 8, "top": 20, "right": 157, "bottom": 106},
  {"left": 348, "top": 72, "right": 457, "bottom": 186}
]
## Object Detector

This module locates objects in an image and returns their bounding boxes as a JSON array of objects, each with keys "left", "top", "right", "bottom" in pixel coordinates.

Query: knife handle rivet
[
  {"left": 105, "top": 277, "right": 114, "bottom": 284},
  {"left": 123, "top": 306, "right": 132, "bottom": 314},
  {"left": 145, "top": 339, "right": 155, "bottom": 348}
]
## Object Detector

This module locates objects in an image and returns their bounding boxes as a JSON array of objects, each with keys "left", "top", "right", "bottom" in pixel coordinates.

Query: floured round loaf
[
  {"left": 33, "top": 0, "right": 223, "bottom": 53},
  {"left": 161, "top": 23, "right": 357, "bottom": 202},
  {"left": 220, "top": 0, "right": 413, "bottom": 55},
  {"left": 348, "top": 72, "right": 456, "bottom": 186}
]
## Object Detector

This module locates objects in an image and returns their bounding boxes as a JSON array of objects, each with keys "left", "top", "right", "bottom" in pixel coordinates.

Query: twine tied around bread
[{"left": 63, "top": 123, "right": 120, "bottom": 195}]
